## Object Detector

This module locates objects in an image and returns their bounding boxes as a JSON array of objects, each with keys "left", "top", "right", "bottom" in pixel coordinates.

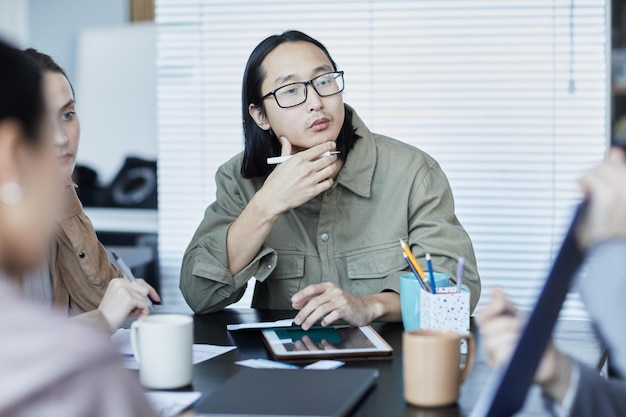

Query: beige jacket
[
  {"left": 52, "top": 183, "right": 123, "bottom": 330},
  {"left": 180, "top": 106, "right": 481, "bottom": 314}
]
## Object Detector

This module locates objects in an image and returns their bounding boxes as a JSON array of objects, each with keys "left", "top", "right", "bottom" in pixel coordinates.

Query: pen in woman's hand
[{"left": 111, "top": 250, "right": 154, "bottom": 310}]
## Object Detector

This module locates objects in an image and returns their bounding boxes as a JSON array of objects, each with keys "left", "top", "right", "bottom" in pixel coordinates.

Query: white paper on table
[
  {"left": 145, "top": 391, "right": 202, "bottom": 417},
  {"left": 235, "top": 358, "right": 299, "bottom": 369},
  {"left": 112, "top": 329, "right": 236, "bottom": 370},
  {"left": 303, "top": 360, "right": 345, "bottom": 370},
  {"left": 236, "top": 358, "right": 344, "bottom": 370},
  {"left": 191, "top": 344, "right": 237, "bottom": 365},
  {"left": 226, "top": 318, "right": 294, "bottom": 331}
]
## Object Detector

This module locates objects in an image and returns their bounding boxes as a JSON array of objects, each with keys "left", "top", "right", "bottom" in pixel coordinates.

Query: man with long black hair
[{"left": 181, "top": 31, "right": 481, "bottom": 329}]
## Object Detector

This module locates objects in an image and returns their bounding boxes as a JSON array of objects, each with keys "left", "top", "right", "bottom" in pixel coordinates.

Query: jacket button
[
  {"left": 78, "top": 252, "right": 85, "bottom": 259},
  {"left": 320, "top": 233, "right": 329, "bottom": 242}
]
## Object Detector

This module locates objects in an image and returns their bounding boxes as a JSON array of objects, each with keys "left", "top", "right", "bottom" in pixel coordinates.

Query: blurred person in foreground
[
  {"left": 19, "top": 48, "right": 159, "bottom": 333},
  {"left": 477, "top": 146, "right": 626, "bottom": 416},
  {"left": 0, "top": 39, "right": 157, "bottom": 416}
]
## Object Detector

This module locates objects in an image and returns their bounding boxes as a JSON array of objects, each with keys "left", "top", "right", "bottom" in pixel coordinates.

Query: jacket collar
[
  {"left": 58, "top": 181, "right": 83, "bottom": 222},
  {"left": 336, "top": 105, "right": 377, "bottom": 199}
]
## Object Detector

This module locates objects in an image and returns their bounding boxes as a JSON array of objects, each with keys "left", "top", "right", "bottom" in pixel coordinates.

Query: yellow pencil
[{"left": 400, "top": 240, "right": 428, "bottom": 282}]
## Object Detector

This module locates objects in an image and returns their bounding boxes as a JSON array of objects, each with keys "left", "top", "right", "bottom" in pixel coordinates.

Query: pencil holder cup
[
  {"left": 400, "top": 273, "right": 450, "bottom": 332},
  {"left": 419, "top": 286, "right": 471, "bottom": 353}
]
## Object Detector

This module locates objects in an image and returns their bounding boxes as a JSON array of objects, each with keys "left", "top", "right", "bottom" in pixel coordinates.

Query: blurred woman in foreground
[
  {"left": 478, "top": 147, "right": 626, "bottom": 416},
  {"left": 0, "top": 39, "right": 156, "bottom": 416}
]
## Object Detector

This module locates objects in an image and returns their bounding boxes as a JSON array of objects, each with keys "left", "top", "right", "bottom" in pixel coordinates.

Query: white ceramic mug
[{"left": 130, "top": 314, "right": 193, "bottom": 389}]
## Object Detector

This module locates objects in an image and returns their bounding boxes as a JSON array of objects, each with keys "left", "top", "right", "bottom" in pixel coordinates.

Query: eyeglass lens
[{"left": 274, "top": 72, "right": 344, "bottom": 108}]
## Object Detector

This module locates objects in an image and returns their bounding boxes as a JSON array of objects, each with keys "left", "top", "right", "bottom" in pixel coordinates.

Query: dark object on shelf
[
  {"left": 72, "top": 156, "right": 158, "bottom": 209},
  {"left": 105, "top": 157, "right": 158, "bottom": 209}
]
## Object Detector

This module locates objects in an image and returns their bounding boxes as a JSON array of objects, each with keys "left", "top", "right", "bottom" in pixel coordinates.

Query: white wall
[
  {"left": 0, "top": 0, "right": 29, "bottom": 47},
  {"left": 75, "top": 23, "right": 157, "bottom": 183},
  {"left": 28, "top": 0, "right": 128, "bottom": 84}
]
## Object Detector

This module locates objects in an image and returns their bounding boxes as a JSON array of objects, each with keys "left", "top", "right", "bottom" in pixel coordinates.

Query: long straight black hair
[{"left": 241, "top": 30, "right": 359, "bottom": 179}]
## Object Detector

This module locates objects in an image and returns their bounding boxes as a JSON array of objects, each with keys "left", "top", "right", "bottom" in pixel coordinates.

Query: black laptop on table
[{"left": 197, "top": 367, "right": 379, "bottom": 417}]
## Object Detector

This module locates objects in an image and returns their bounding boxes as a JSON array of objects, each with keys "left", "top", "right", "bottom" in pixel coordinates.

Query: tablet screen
[
  {"left": 262, "top": 325, "right": 392, "bottom": 360},
  {"left": 274, "top": 326, "right": 376, "bottom": 351}
]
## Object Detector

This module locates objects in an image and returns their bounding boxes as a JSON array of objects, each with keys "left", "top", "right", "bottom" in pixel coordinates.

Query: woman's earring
[
  {"left": 0, "top": 182, "right": 23, "bottom": 206},
  {"left": 268, "top": 127, "right": 275, "bottom": 138}
]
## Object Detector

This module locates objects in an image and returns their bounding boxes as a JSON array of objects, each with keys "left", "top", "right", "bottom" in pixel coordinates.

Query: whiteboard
[{"left": 75, "top": 22, "right": 156, "bottom": 184}]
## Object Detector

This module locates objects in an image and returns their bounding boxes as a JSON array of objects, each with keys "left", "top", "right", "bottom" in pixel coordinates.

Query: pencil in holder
[{"left": 419, "top": 286, "right": 470, "bottom": 353}]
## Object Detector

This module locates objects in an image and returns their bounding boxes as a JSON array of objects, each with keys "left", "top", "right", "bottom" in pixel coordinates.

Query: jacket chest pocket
[
  {"left": 346, "top": 244, "right": 406, "bottom": 296},
  {"left": 266, "top": 252, "right": 306, "bottom": 307},
  {"left": 271, "top": 252, "right": 305, "bottom": 280}
]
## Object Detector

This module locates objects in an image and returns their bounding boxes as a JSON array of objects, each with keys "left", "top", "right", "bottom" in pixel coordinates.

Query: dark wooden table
[{"left": 180, "top": 308, "right": 603, "bottom": 417}]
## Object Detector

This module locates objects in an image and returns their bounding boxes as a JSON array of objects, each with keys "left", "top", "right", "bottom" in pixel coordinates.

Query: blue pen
[
  {"left": 426, "top": 253, "right": 436, "bottom": 294},
  {"left": 403, "top": 253, "right": 428, "bottom": 291},
  {"left": 456, "top": 256, "right": 465, "bottom": 293}
]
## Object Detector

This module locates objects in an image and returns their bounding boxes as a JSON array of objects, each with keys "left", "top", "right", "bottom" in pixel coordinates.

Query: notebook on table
[{"left": 196, "top": 367, "right": 379, "bottom": 417}]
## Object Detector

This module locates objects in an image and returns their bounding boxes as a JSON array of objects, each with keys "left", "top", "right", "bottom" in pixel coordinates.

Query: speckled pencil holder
[{"left": 419, "top": 286, "right": 470, "bottom": 354}]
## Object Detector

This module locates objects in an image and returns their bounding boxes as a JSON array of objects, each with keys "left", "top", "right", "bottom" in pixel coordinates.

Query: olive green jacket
[{"left": 180, "top": 107, "right": 480, "bottom": 314}]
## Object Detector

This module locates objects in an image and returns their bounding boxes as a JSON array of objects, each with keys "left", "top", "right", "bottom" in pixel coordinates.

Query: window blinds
[{"left": 155, "top": 0, "right": 609, "bottom": 318}]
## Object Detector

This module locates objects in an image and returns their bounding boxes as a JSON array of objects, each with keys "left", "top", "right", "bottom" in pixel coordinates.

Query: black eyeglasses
[{"left": 262, "top": 71, "right": 345, "bottom": 108}]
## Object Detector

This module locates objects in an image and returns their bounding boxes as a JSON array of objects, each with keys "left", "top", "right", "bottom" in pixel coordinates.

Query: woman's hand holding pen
[
  {"left": 477, "top": 288, "right": 573, "bottom": 403},
  {"left": 255, "top": 137, "right": 340, "bottom": 217},
  {"left": 97, "top": 278, "right": 160, "bottom": 333}
]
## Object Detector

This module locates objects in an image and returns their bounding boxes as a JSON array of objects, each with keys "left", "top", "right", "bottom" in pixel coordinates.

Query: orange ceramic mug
[{"left": 403, "top": 329, "right": 475, "bottom": 407}]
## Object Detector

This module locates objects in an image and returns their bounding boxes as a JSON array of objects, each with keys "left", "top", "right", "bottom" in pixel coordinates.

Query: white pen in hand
[
  {"left": 111, "top": 250, "right": 154, "bottom": 310},
  {"left": 266, "top": 151, "right": 340, "bottom": 165}
]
